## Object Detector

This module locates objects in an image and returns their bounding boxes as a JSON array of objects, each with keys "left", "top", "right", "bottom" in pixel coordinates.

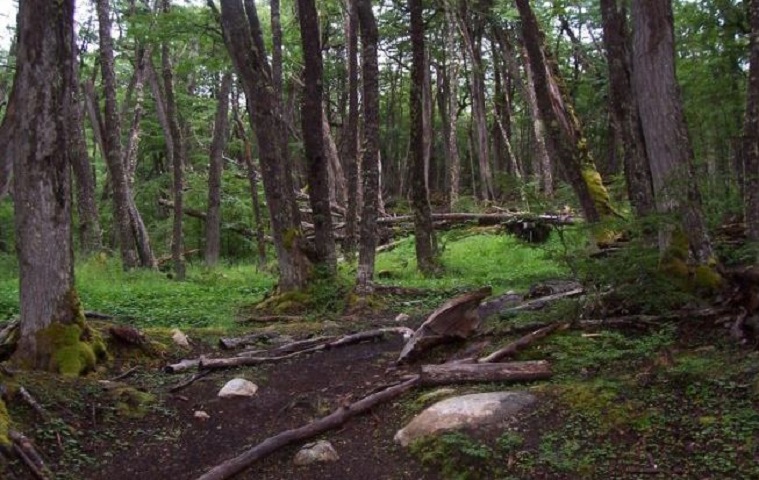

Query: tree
[
  {"left": 409, "top": 0, "right": 438, "bottom": 275},
  {"left": 3, "top": 0, "right": 104, "bottom": 372},
  {"left": 342, "top": 0, "right": 361, "bottom": 257},
  {"left": 206, "top": 72, "right": 233, "bottom": 266},
  {"left": 632, "top": 0, "right": 715, "bottom": 264},
  {"left": 297, "top": 0, "right": 338, "bottom": 275},
  {"left": 743, "top": 0, "right": 759, "bottom": 247},
  {"left": 218, "top": 0, "right": 310, "bottom": 291},
  {"left": 355, "top": 0, "right": 380, "bottom": 294}
]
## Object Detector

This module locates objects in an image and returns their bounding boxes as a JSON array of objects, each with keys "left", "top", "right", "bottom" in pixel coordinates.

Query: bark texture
[
  {"left": 205, "top": 72, "right": 232, "bottom": 266},
  {"left": 744, "top": 0, "right": 759, "bottom": 245},
  {"left": 342, "top": 0, "right": 361, "bottom": 256}
]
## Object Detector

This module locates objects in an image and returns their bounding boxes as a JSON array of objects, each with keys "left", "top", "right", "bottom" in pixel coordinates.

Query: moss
[
  {"left": 283, "top": 227, "right": 301, "bottom": 250},
  {"left": 557, "top": 382, "right": 637, "bottom": 434},
  {"left": 692, "top": 264, "right": 723, "bottom": 291},
  {"left": 0, "top": 398, "right": 9, "bottom": 446},
  {"left": 108, "top": 386, "right": 156, "bottom": 418},
  {"left": 37, "top": 323, "right": 97, "bottom": 377},
  {"left": 581, "top": 167, "right": 620, "bottom": 219}
]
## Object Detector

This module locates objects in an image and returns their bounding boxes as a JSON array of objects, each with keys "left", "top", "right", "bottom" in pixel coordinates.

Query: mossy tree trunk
[
  {"left": 3, "top": 0, "right": 103, "bottom": 373},
  {"left": 632, "top": 0, "right": 715, "bottom": 264}
]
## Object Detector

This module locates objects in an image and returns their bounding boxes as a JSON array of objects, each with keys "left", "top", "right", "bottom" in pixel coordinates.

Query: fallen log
[
  {"left": 195, "top": 375, "right": 421, "bottom": 480},
  {"left": 164, "top": 358, "right": 201, "bottom": 374},
  {"left": 218, "top": 333, "right": 277, "bottom": 350},
  {"left": 500, "top": 287, "right": 584, "bottom": 315},
  {"left": 377, "top": 212, "right": 576, "bottom": 226},
  {"left": 17, "top": 387, "right": 49, "bottom": 419},
  {"left": 421, "top": 360, "right": 552, "bottom": 385},
  {"left": 198, "top": 327, "right": 414, "bottom": 371},
  {"left": 242, "top": 335, "right": 337, "bottom": 356},
  {"left": 479, "top": 322, "right": 570, "bottom": 363},
  {"left": 169, "top": 370, "right": 211, "bottom": 393},
  {"left": 9, "top": 430, "right": 51, "bottom": 480}
]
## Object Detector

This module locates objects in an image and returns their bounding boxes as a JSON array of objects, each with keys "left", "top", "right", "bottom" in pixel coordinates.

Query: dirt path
[{"left": 90, "top": 335, "right": 432, "bottom": 480}]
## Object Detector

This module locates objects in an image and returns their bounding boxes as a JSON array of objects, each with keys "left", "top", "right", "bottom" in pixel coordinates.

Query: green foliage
[{"left": 410, "top": 432, "right": 495, "bottom": 480}]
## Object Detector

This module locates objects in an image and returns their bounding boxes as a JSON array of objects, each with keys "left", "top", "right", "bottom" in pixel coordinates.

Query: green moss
[
  {"left": 581, "top": 167, "right": 620, "bottom": 219},
  {"left": 0, "top": 398, "right": 9, "bottom": 446},
  {"left": 109, "top": 386, "right": 156, "bottom": 418},
  {"left": 37, "top": 323, "right": 98, "bottom": 377},
  {"left": 283, "top": 227, "right": 301, "bottom": 250},
  {"left": 692, "top": 264, "right": 723, "bottom": 290},
  {"left": 557, "top": 382, "right": 637, "bottom": 434}
]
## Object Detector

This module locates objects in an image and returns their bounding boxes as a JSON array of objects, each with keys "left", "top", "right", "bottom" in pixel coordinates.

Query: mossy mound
[
  {"left": 108, "top": 386, "right": 156, "bottom": 418},
  {"left": 36, "top": 323, "right": 108, "bottom": 377}
]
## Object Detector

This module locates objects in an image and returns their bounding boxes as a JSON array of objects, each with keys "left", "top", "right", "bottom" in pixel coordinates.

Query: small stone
[
  {"left": 172, "top": 329, "right": 190, "bottom": 348},
  {"left": 395, "top": 313, "right": 410, "bottom": 323},
  {"left": 194, "top": 410, "right": 210, "bottom": 421},
  {"left": 218, "top": 378, "right": 258, "bottom": 398},
  {"left": 293, "top": 440, "right": 339, "bottom": 466}
]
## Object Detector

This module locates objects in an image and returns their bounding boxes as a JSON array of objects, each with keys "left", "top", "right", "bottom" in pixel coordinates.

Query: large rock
[
  {"left": 218, "top": 378, "right": 258, "bottom": 398},
  {"left": 394, "top": 391, "right": 536, "bottom": 447},
  {"left": 293, "top": 440, "right": 339, "bottom": 466}
]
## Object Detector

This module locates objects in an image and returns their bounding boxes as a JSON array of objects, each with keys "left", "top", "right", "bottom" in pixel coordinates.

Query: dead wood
[
  {"left": 421, "top": 360, "right": 552, "bottom": 385},
  {"left": 17, "top": 387, "right": 48, "bottom": 419},
  {"left": 169, "top": 370, "right": 211, "bottom": 393},
  {"left": 108, "top": 325, "right": 146, "bottom": 346},
  {"left": 195, "top": 375, "right": 421, "bottom": 480},
  {"left": 218, "top": 333, "right": 277, "bottom": 350},
  {"left": 398, "top": 287, "right": 492, "bottom": 364},
  {"left": 164, "top": 358, "right": 201, "bottom": 374},
  {"left": 109, "top": 366, "right": 139, "bottom": 382},
  {"left": 478, "top": 291, "right": 523, "bottom": 319},
  {"left": 235, "top": 315, "right": 306, "bottom": 324},
  {"left": 9, "top": 430, "right": 51, "bottom": 480},
  {"left": 479, "top": 323, "right": 570, "bottom": 363},
  {"left": 198, "top": 328, "right": 414, "bottom": 371},
  {"left": 503, "top": 287, "right": 584, "bottom": 314},
  {"left": 376, "top": 212, "right": 576, "bottom": 226},
  {"left": 241, "top": 335, "right": 337, "bottom": 356}
]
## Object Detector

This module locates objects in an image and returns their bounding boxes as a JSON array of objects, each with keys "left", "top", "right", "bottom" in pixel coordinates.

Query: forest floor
[{"left": 2, "top": 232, "right": 759, "bottom": 479}]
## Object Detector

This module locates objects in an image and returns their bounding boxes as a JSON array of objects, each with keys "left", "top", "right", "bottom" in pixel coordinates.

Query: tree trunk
[
  {"left": 70, "top": 57, "right": 103, "bottom": 254},
  {"left": 442, "top": 5, "right": 461, "bottom": 210},
  {"left": 342, "top": 0, "right": 361, "bottom": 257},
  {"left": 323, "top": 107, "right": 347, "bottom": 209},
  {"left": 355, "top": 0, "right": 380, "bottom": 294},
  {"left": 219, "top": 0, "right": 309, "bottom": 291},
  {"left": 205, "top": 72, "right": 232, "bottom": 266},
  {"left": 4, "top": 0, "right": 82, "bottom": 369},
  {"left": 162, "top": 0, "right": 186, "bottom": 280},
  {"left": 297, "top": 0, "right": 337, "bottom": 275},
  {"left": 743, "top": 0, "right": 759, "bottom": 245},
  {"left": 632, "top": 0, "right": 715, "bottom": 264},
  {"left": 409, "top": 0, "right": 438, "bottom": 275},
  {"left": 96, "top": 0, "right": 140, "bottom": 269},
  {"left": 600, "top": 0, "right": 655, "bottom": 219}
]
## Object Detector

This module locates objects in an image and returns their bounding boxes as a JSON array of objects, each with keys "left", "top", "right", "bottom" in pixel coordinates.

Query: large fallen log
[
  {"left": 398, "top": 287, "right": 491, "bottom": 363},
  {"left": 195, "top": 375, "right": 421, "bottom": 480},
  {"left": 197, "top": 327, "right": 414, "bottom": 371},
  {"left": 420, "top": 360, "right": 551, "bottom": 385},
  {"left": 376, "top": 212, "right": 576, "bottom": 226},
  {"left": 479, "top": 322, "right": 570, "bottom": 363}
]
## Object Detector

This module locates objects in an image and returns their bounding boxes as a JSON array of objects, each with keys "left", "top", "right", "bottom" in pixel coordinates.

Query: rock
[
  {"left": 394, "top": 391, "right": 536, "bottom": 447},
  {"left": 293, "top": 440, "right": 339, "bottom": 466},
  {"left": 194, "top": 410, "right": 210, "bottom": 421},
  {"left": 395, "top": 313, "right": 410, "bottom": 323},
  {"left": 171, "top": 329, "right": 190, "bottom": 348},
  {"left": 218, "top": 378, "right": 259, "bottom": 398}
]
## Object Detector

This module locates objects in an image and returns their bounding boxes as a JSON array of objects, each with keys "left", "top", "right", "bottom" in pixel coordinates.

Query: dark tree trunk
[
  {"left": 70, "top": 57, "right": 103, "bottom": 254},
  {"left": 162, "top": 0, "right": 186, "bottom": 280},
  {"left": 96, "top": 0, "right": 140, "bottom": 269},
  {"left": 355, "top": 0, "right": 380, "bottom": 294},
  {"left": 409, "top": 0, "right": 438, "bottom": 275},
  {"left": 219, "top": 0, "right": 309, "bottom": 291},
  {"left": 205, "top": 72, "right": 232, "bottom": 266},
  {"left": 3, "top": 0, "right": 80, "bottom": 369},
  {"left": 632, "top": 0, "right": 715, "bottom": 263},
  {"left": 600, "top": 0, "right": 655, "bottom": 219},
  {"left": 297, "top": 0, "right": 337, "bottom": 275},
  {"left": 743, "top": 0, "right": 759, "bottom": 245},
  {"left": 342, "top": 0, "right": 361, "bottom": 257}
]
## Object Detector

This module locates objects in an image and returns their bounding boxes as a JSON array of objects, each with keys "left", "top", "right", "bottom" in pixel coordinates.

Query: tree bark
[
  {"left": 162, "top": 0, "right": 186, "bottom": 280},
  {"left": 205, "top": 72, "right": 232, "bottom": 266},
  {"left": 409, "top": 0, "right": 438, "bottom": 275},
  {"left": 3, "top": 0, "right": 80, "bottom": 368},
  {"left": 632, "top": 0, "right": 715, "bottom": 263},
  {"left": 219, "top": 0, "right": 309, "bottom": 291},
  {"left": 743, "top": 0, "right": 759, "bottom": 245},
  {"left": 342, "top": 0, "right": 361, "bottom": 257},
  {"left": 355, "top": 0, "right": 380, "bottom": 294},
  {"left": 421, "top": 361, "right": 552, "bottom": 385},
  {"left": 600, "top": 0, "right": 655, "bottom": 219},
  {"left": 96, "top": 0, "right": 140, "bottom": 269},
  {"left": 323, "top": 106, "right": 347, "bottom": 209},
  {"left": 297, "top": 0, "right": 337, "bottom": 275},
  {"left": 442, "top": 4, "right": 461, "bottom": 210}
]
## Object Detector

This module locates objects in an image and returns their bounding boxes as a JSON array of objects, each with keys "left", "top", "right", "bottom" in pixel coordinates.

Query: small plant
[{"left": 410, "top": 432, "right": 495, "bottom": 480}]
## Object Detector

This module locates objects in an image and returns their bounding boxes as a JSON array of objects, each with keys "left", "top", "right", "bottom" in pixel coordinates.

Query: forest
[{"left": 1, "top": 0, "right": 759, "bottom": 478}]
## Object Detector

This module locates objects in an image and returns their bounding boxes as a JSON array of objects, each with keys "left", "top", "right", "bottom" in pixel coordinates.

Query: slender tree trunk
[
  {"left": 409, "top": 0, "right": 438, "bottom": 275},
  {"left": 5, "top": 0, "right": 82, "bottom": 369},
  {"left": 442, "top": 5, "right": 461, "bottom": 210},
  {"left": 96, "top": 0, "right": 140, "bottom": 269},
  {"left": 205, "top": 72, "right": 232, "bottom": 266},
  {"left": 743, "top": 0, "right": 759, "bottom": 245},
  {"left": 123, "top": 48, "right": 147, "bottom": 186},
  {"left": 219, "top": 0, "right": 309, "bottom": 291},
  {"left": 297, "top": 0, "right": 337, "bottom": 275},
  {"left": 355, "top": 0, "right": 380, "bottom": 294},
  {"left": 322, "top": 107, "right": 347, "bottom": 209},
  {"left": 342, "top": 0, "right": 361, "bottom": 257},
  {"left": 162, "top": 0, "right": 186, "bottom": 280},
  {"left": 600, "top": 0, "right": 655, "bottom": 219},
  {"left": 632, "top": 0, "right": 715, "bottom": 263},
  {"left": 70, "top": 56, "right": 103, "bottom": 254}
]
